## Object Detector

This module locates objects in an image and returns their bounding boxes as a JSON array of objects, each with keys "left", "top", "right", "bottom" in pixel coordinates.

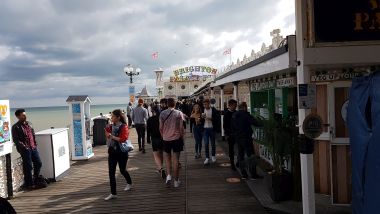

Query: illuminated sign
[{"left": 314, "top": 0, "right": 380, "bottom": 43}]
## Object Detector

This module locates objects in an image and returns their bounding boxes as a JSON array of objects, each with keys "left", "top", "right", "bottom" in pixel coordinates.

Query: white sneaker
[
  {"left": 104, "top": 194, "right": 117, "bottom": 201},
  {"left": 166, "top": 175, "right": 172, "bottom": 187},
  {"left": 174, "top": 179, "right": 181, "bottom": 188},
  {"left": 124, "top": 184, "right": 132, "bottom": 191},
  {"left": 204, "top": 158, "right": 210, "bottom": 165},
  {"left": 211, "top": 156, "right": 217, "bottom": 163}
]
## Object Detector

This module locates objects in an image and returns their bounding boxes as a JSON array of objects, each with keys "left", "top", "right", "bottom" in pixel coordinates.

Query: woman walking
[
  {"left": 190, "top": 104, "right": 203, "bottom": 159},
  {"left": 104, "top": 109, "right": 132, "bottom": 201}
]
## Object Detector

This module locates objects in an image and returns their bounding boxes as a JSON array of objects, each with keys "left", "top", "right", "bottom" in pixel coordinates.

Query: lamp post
[{"left": 124, "top": 64, "right": 141, "bottom": 83}]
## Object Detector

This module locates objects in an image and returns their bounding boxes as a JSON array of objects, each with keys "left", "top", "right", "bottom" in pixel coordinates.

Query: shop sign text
[
  {"left": 314, "top": 0, "right": 380, "bottom": 42},
  {"left": 311, "top": 72, "right": 362, "bottom": 82},
  {"left": 173, "top": 66, "right": 217, "bottom": 76},
  {"left": 276, "top": 77, "right": 296, "bottom": 88}
]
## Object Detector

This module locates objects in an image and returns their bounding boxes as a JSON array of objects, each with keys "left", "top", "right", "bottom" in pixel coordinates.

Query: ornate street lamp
[{"left": 124, "top": 64, "right": 141, "bottom": 83}]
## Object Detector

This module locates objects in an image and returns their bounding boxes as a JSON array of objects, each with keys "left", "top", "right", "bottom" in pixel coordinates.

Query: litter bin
[{"left": 93, "top": 118, "right": 109, "bottom": 146}]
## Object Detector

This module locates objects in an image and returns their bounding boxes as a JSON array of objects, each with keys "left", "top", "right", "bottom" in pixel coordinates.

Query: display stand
[
  {"left": 66, "top": 96, "right": 94, "bottom": 160},
  {"left": 0, "top": 100, "right": 12, "bottom": 156}
]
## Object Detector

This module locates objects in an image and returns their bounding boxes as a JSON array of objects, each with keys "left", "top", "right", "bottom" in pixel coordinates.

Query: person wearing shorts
[
  {"left": 147, "top": 106, "right": 166, "bottom": 179},
  {"left": 159, "top": 98, "right": 185, "bottom": 188}
]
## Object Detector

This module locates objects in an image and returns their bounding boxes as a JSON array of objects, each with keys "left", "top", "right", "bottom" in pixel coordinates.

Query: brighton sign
[{"left": 170, "top": 66, "right": 217, "bottom": 82}]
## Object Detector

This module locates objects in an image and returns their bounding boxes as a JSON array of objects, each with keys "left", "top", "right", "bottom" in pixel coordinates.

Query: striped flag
[
  {"left": 223, "top": 48, "right": 231, "bottom": 55},
  {"left": 151, "top": 51, "right": 158, "bottom": 59}
]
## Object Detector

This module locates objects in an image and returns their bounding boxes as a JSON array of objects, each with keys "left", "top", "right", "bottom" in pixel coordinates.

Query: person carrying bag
[{"left": 104, "top": 109, "right": 133, "bottom": 201}]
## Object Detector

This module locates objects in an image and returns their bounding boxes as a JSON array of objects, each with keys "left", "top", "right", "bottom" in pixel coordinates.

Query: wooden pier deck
[{"left": 9, "top": 129, "right": 269, "bottom": 214}]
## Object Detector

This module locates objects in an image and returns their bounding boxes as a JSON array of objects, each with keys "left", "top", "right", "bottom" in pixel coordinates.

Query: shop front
[
  {"left": 309, "top": 68, "right": 367, "bottom": 204},
  {"left": 250, "top": 75, "right": 298, "bottom": 171}
]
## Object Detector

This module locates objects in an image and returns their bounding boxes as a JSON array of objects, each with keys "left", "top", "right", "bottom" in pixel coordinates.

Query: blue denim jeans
[
  {"left": 348, "top": 70, "right": 380, "bottom": 214},
  {"left": 203, "top": 128, "right": 215, "bottom": 158},
  {"left": 193, "top": 125, "right": 203, "bottom": 155},
  {"left": 20, "top": 148, "right": 42, "bottom": 187}
]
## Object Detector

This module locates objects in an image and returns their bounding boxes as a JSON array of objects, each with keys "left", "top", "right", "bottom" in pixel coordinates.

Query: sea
[{"left": 10, "top": 104, "right": 128, "bottom": 132}]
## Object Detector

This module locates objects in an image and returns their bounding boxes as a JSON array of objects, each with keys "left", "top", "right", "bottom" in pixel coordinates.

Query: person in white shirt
[{"left": 201, "top": 99, "right": 221, "bottom": 165}]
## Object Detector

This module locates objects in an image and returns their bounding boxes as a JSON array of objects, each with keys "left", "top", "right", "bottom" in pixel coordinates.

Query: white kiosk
[
  {"left": 35, "top": 128, "right": 70, "bottom": 181},
  {"left": 66, "top": 96, "right": 94, "bottom": 160}
]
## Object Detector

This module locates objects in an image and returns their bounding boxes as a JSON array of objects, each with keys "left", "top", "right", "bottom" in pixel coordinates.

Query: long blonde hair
[{"left": 192, "top": 104, "right": 201, "bottom": 114}]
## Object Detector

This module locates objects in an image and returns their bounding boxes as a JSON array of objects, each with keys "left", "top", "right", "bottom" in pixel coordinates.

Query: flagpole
[{"left": 230, "top": 50, "right": 232, "bottom": 65}]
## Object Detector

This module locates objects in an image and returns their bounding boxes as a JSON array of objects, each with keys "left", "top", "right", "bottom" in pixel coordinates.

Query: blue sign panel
[
  {"left": 129, "top": 86, "right": 135, "bottom": 95},
  {"left": 73, "top": 120, "right": 83, "bottom": 156},
  {"left": 72, "top": 103, "right": 81, "bottom": 114}
]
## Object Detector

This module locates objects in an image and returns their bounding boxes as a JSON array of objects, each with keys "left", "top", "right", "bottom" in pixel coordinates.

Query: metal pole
[
  {"left": 6, "top": 153, "right": 13, "bottom": 198},
  {"left": 130, "top": 75, "right": 133, "bottom": 84},
  {"left": 296, "top": 0, "right": 315, "bottom": 213}
]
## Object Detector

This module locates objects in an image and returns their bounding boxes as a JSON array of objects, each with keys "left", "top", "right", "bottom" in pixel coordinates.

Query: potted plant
[{"left": 254, "top": 115, "right": 298, "bottom": 202}]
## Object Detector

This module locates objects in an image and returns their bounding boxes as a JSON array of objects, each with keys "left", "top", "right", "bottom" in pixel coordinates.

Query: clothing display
[{"left": 348, "top": 70, "right": 380, "bottom": 214}]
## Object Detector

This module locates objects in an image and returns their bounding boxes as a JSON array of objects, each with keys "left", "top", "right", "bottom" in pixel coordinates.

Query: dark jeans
[
  {"left": 193, "top": 125, "right": 203, "bottom": 154},
  {"left": 108, "top": 149, "right": 132, "bottom": 195},
  {"left": 236, "top": 136, "right": 257, "bottom": 176},
  {"left": 227, "top": 135, "right": 235, "bottom": 163},
  {"left": 135, "top": 124, "right": 146, "bottom": 150},
  {"left": 204, "top": 128, "right": 216, "bottom": 158},
  {"left": 20, "top": 148, "right": 42, "bottom": 187},
  {"left": 127, "top": 115, "right": 132, "bottom": 127},
  {"left": 190, "top": 120, "right": 194, "bottom": 133}
]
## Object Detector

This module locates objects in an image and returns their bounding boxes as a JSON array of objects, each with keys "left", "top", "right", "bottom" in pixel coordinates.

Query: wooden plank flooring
[{"left": 9, "top": 128, "right": 268, "bottom": 214}]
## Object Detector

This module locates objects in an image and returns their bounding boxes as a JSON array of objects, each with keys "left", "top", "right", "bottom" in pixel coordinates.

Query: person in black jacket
[
  {"left": 147, "top": 106, "right": 166, "bottom": 179},
  {"left": 11, "top": 109, "right": 42, "bottom": 190},
  {"left": 223, "top": 99, "right": 238, "bottom": 170},
  {"left": 202, "top": 99, "right": 221, "bottom": 165},
  {"left": 232, "top": 102, "right": 262, "bottom": 179}
]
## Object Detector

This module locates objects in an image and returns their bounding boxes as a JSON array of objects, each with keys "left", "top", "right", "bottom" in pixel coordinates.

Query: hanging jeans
[{"left": 348, "top": 70, "right": 380, "bottom": 214}]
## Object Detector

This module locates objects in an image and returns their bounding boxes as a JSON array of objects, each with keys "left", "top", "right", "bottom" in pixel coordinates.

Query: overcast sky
[{"left": 0, "top": 0, "right": 295, "bottom": 107}]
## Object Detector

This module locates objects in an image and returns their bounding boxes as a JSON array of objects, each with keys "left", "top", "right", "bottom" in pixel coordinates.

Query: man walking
[
  {"left": 12, "top": 109, "right": 42, "bottom": 190},
  {"left": 232, "top": 102, "right": 262, "bottom": 179},
  {"left": 202, "top": 98, "right": 220, "bottom": 165},
  {"left": 159, "top": 98, "right": 184, "bottom": 188},
  {"left": 223, "top": 99, "right": 238, "bottom": 170},
  {"left": 126, "top": 102, "right": 133, "bottom": 127},
  {"left": 159, "top": 98, "right": 168, "bottom": 113},
  {"left": 132, "top": 98, "right": 148, "bottom": 153}
]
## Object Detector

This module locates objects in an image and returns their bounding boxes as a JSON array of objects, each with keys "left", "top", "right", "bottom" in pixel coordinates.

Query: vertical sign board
[
  {"left": 72, "top": 103, "right": 83, "bottom": 157},
  {"left": 0, "top": 100, "right": 12, "bottom": 156},
  {"left": 299, "top": 84, "right": 316, "bottom": 109},
  {"left": 129, "top": 85, "right": 135, "bottom": 103},
  {"left": 314, "top": 0, "right": 380, "bottom": 43},
  {"left": 129, "top": 85, "right": 135, "bottom": 95}
]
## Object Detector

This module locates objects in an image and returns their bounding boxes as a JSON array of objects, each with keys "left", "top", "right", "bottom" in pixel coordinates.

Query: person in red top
[
  {"left": 104, "top": 109, "right": 132, "bottom": 201},
  {"left": 11, "top": 109, "right": 42, "bottom": 190}
]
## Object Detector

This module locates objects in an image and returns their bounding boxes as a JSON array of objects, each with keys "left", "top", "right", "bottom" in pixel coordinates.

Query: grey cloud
[{"left": 0, "top": 0, "right": 294, "bottom": 107}]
